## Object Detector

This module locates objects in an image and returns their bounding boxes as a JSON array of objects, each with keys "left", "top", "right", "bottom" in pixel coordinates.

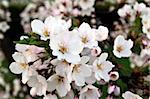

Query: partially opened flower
[
  {"left": 79, "top": 85, "right": 100, "bottom": 99},
  {"left": 9, "top": 52, "right": 29, "bottom": 74},
  {"left": 47, "top": 74, "right": 71, "bottom": 97},
  {"left": 27, "top": 75, "right": 47, "bottom": 96},
  {"left": 93, "top": 53, "right": 115, "bottom": 82},
  {"left": 122, "top": 91, "right": 143, "bottom": 99},
  {"left": 78, "top": 22, "right": 98, "bottom": 48},
  {"left": 71, "top": 56, "right": 92, "bottom": 86},
  {"left": 50, "top": 31, "right": 83, "bottom": 64},
  {"left": 113, "top": 35, "right": 133, "bottom": 58}
]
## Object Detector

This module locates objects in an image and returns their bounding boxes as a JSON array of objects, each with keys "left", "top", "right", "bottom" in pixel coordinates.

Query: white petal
[
  {"left": 98, "top": 53, "right": 108, "bottom": 63},
  {"left": 12, "top": 52, "right": 27, "bottom": 63},
  {"left": 65, "top": 54, "right": 81, "bottom": 64},
  {"left": 31, "top": 19, "right": 44, "bottom": 35},
  {"left": 47, "top": 75, "right": 58, "bottom": 92},
  {"left": 56, "top": 83, "right": 68, "bottom": 97},
  {"left": 9, "top": 62, "right": 25, "bottom": 74}
]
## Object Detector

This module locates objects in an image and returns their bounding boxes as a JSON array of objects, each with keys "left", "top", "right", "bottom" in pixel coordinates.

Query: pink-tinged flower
[
  {"left": 15, "top": 44, "right": 45, "bottom": 63},
  {"left": 91, "top": 46, "right": 101, "bottom": 56},
  {"left": 109, "top": 71, "right": 119, "bottom": 81},
  {"left": 108, "top": 85, "right": 120, "bottom": 96},
  {"left": 79, "top": 85, "right": 100, "bottom": 99}
]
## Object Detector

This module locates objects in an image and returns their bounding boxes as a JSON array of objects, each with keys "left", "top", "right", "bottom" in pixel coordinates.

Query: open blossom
[
  {"left": 9, "top": 52, "right": 29, "bottom": 74},
  {"left": 113, "top": 35, "right": 133, "bottom": 58},
  {"left": 77, "top": 0, "right": 95, "bottom": 10},
  {"left": 51, "top": 59, "right": 72, "bottom": 82},
  {"left": 45, "top": 16, "right": 71, "bottom": 38},
  {"left": 122, "top": 91, "right": 143, "bottom": 99},
  {"left": 50, "top": 31, "right": 83, "bottom": 64},
  {"left": 93, "top": 26, "right": 109, "bottom": 41},
  {"left": 118, "top": 4, "right": 135, "bottom": 21},
  {"left": 79, "top": 85, "right": 100, "bottom": 99},
  {"left": 133, "top": 2, "right": 146, "bottom": 16},
  {"left": 71, "top": 56, "right": 92, "bottom": 86},
  {"left": 27, "top": 75, "right": 47, "bottom": 96},
  {"left": 31, "top": 17, "right": 51, "bottom": 41},
  {"left": 93, "top": 53, "right": 115, "bottom": 82},
  {"left": 78, "top": 22, "right": 98, "bottom": 48},
  {"left": 47, "top": 74, "right": 71, "bottom": 97}
]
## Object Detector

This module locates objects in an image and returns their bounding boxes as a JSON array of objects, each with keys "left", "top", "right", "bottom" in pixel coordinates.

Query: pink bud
[
  {"left": 109, "top": 71, "right": 119, "bottom": 81},
  {"left": 91, "top": 46, "right": 101, "bottom": 56}
]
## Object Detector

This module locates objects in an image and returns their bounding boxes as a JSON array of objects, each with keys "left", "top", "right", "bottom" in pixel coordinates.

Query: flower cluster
[
  {"left": 0, "top": 1, "right": 11, "bottom": 39},
  {"left": 8, "top": 16, "right": 127, "bottom": 98},
  {"left": 118, "top": 2, "right": 150, "bottom": 39},
  {"left": 20, "top": 0, "right": 96, "bottom": 33}
]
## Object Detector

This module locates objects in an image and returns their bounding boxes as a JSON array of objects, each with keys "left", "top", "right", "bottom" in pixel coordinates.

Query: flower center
[
  {"left": 43, "top": 29, "right": 49, "bottom": 36},
  {"left": 81, "top": 36, "right": 88, "bottom": 44},
  {"left": 116, "top": 45, "right": 124, "bottom": 52},
  {"left": 73, "top": 64, "right": 81, "bottom": 73},
  {"left": 58, "top": 76, "right": 64, "bottom": 83},
  {"left": 20, "top": 63, "right": 28, "bottom": 69},
  {"left": 97, "top": 63, "right": 103, "bottom": 70},
  {"left": 59, "top": 46, "right": 68, "bottom": 54}
]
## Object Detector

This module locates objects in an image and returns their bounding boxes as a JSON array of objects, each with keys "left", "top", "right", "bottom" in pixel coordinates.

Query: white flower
[
  {"left": 118, "top": 4, "right": 135, "bottom": 21},
  {"left": 93, "top": 26, "right": 109, "bottom": 41},
  {"left": 93, "top": 53, "right": 115, "bottom": 82},
  {"left": 79, "top": 85, "right": 100, "bottom": 99},
  {"left": 51, "top": 59, "right": 72, "bottom": 82},
  {"left": 47, "top": 74, "right": 71, "bottom": 97},
  {"left": 50, "top": 31, "right": 83, "bottom": 64},
  {"left": 21, "top": 67, "right": 38, "bottom": 84},
  {"left": 113, "top": 35, "right": 133, "bottom": 58},
  {"left": 43, "top": 94, "right": 58, "bottom": 99},
  {"left": 71, "top": 56, "right": 92, "bottom": 86},
  {"left": 78, "top": 22, "right": 98, "bottom": 48},
  {"left": 142, "top": 14, "right": 150, "bottom": 39},
  {"left": 31, "top": 17, "right": 51, "bottom": 41},
  {"left": 45, "top": 16, "right": 71, "bottom": 38},
  {"left": 78, "top": 0, "right": 95, "bottom": 10},
  {"left": 122, "top": 91, "right": 143, "bottom": 99},
  {"left": 9, "top": 52, "right": 28, "bottom": 74},
  {"left": 133, "top": 2, "right": 146, "bottom": 16},
  {"left": 0, "top": 21, "right": 10, "bottom": 32},
  {"left": 27, "top": 75, "right": 47, "bottom": 96}
]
